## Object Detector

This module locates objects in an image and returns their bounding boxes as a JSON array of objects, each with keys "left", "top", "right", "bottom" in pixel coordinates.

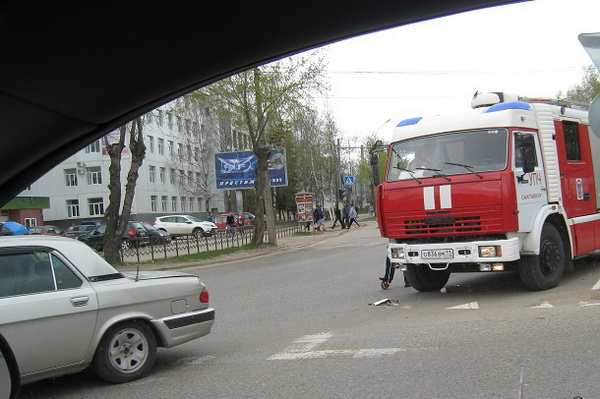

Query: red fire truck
[{"left": 377, "top": 91, "right": 598, "bottom": 291}]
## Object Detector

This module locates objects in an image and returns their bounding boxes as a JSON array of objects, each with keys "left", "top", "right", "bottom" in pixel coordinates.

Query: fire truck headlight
[
  {"left": 390, "top": 247, "right": 405, "bottom": 260},
  {"left": 479, "top": 246, "right": 501, "bottom": 258}
]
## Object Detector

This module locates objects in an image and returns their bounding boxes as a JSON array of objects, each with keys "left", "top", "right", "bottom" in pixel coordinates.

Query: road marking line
[
  {"left": 579, "top": 301, "right": 600, "bottom": 307},
  {"left": 447, "top": 302, "right": 479, "bottom": 310},
  {"left": 268, "top": 332, "right": 405, "bottom": 360},
  {"left": 592, "top": 278, "right": 600, "bottom": 290},
  {"left": 529, "top": 301, "right": 553, "bottom": 309}
]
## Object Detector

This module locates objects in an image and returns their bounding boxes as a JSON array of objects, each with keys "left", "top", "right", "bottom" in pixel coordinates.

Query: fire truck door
[
  {"left": 514, "top": 132, "right": 547, "bottom": 232},
  {"left": 555, "top": 121, "right": 597, "bottom": 218}
]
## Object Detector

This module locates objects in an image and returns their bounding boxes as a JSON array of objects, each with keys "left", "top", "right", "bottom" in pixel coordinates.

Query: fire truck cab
[{"left": 378, "top": 91, "right": 599, "bottom": 291}]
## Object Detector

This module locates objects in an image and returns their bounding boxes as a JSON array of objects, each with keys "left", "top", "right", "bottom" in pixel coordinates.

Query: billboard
[
  {"left": 295, "top": 192, "right": 314, "bottom": 222},
  {"left": 214, "top": 149, "right": 288, "bottom": 189}
]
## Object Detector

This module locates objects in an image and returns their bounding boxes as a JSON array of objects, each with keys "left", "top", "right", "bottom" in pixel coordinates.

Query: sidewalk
[{"left": 119, "top": 220, "right": 371, "bottom": 272}]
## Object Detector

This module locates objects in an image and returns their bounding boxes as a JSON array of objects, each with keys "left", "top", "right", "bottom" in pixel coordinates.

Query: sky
[{"left": 320, "top": 0, "right": 600, "bottom": 144}]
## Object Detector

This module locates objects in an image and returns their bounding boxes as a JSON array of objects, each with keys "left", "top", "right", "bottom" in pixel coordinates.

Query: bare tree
[{"left": 103, "top": 118, "right": 146, "bottom": 264}]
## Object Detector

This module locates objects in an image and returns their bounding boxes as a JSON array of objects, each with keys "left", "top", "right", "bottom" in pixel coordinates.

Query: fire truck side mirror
[{"left": 521, "top": 136, "right": 536, "bottom": 174}]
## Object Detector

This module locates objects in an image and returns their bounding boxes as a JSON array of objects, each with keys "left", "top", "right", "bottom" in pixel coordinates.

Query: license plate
[{"left": 421, "top": 249, "right": 453, "bottom": 259}]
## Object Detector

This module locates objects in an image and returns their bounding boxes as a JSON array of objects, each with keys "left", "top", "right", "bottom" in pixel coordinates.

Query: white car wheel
[
  {"left": 193, "top": 228, "right": 205, "bottom": 238},
  {"left": 93, "top": 321, "right": 157, "bottom": 383}
]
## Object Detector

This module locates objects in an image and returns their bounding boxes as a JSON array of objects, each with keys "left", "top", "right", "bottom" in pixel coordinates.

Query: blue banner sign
[{"left": 215, "top": 149, "right": 288, "bottom": 189}]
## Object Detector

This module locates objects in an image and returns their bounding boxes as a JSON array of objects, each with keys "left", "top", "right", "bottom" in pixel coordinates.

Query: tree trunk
[
  {"left": 103, "top": 119, "right": 146, "bottom": 265},
  {"left": 251, "top": 146, "right": 270, "bottom": 245},
  {"left": 103, "top": 127, "right": 126, "bottom": 264}
]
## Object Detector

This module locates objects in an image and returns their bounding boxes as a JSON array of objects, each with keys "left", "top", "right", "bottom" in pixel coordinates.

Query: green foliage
[{"left": 565, "top": 65, "right": 600, "bottom": 103}]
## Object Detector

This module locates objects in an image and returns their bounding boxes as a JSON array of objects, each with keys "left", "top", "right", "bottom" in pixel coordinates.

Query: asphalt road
[{"left": 22, "top": 223, "right": 600, "bottom": 398}]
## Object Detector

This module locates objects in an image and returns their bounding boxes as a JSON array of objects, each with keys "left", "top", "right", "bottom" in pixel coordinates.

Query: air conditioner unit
[{"left": 77, "top": 167, "right": 86, "bottom": 175}]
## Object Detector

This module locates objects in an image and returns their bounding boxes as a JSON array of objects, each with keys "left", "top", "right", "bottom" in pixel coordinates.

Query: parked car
[
  {"left": 64, "top": 224, "right": 98, "bottom": 239},
  {"left": 0, "top": 235, "right": 215, "bottom": 384},
  {"left": 214, "top": 212, "right": 256, "bottom": 229},
  {"left": 27, "top": 225, "right": 65, "bottom": 236},
  {"left": 242, "top": 212, "right": 256, "bottom": 224},
  {"left": 153, "top": 215, "right": 218, "bottom": 238},
  {"left": 77, "top": 222, "right": 150, "bottom": 251},
  {"left": 140, "top": 222, "right": 171, "bottom": 245},
  {"left": 0, "top": 332, "right": 19, "bottom": 399}
]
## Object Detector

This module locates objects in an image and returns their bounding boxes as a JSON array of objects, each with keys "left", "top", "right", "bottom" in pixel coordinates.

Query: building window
[
  {"left": 65, "top": 168, "right": 78, "bottom": 187},
  {"left": 148, "top": 135, "right": 155, "bottom": 153},
  {"left": 24, "top": 218, "right": 37, "bottom": 229},
  {"left": 67, "top": 199, "right": 80, "bottom": 217},
  {"left": 86, "top": 166, "right": 102, "bottom": 185},
  {"left": 189, "top": 197, "right": 194, "bottom": 212},
  {"left": 187, "top": 145, "right": 192, "bottom": 161},
  {"left": 177, "top": 143, "right": 183, "bottom": 158},
  {"left": 181, "top": 197, "right": 186, "bottom": 212},
  {"left": 159, "top": 167, "right": 166, "bottom": 183},
  {"left": 88, "top": 198, "right": 104, "bottom": 216},
  {"left": 179, "top": 170, "right": 185, "bottom": 185},
  {"left": 188, "top": 171, "right": 193, "bottom": 186},
  {"left": 198, "top": 198, "right": 203, "bottom": 212},
  {"left": 194, "top": 147, "right": 200, "bottom": 161},
  {"left": 149, "top": 165, "right": 156, "bottom": 183},
  {"left": 161, "top": 196, "right": 167, "bottom": 212},
  {"left": 168, "top": 140, "right": 174, "bottom": 157},
  {"left": 171, "top": 196, "right": 177, "bottom": 212},
  {"left": 85, "top": 140, "right": 101, "bottom": 153},
  {"left": 170, "top": 168, "right": 176, "bottom": 184},
  {"left": 158, "top": 138, "right": 164, "bottom": 155},
  {"left": 150, "top": 195, "right": 157, "bottom": 212}
]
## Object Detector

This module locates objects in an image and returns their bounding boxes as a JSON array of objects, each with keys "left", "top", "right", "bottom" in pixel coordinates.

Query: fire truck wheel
[
  {"left": 518, "top": 223, "right": 565, "bottom": 291},
  {"left": 404, "top": 265, "right": 450, "bottom": 292}
]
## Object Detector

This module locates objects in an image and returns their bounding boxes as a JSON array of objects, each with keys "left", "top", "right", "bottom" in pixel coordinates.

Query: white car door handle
[{"left": 71, "top": 296, "right": 89, "bottom": 307}]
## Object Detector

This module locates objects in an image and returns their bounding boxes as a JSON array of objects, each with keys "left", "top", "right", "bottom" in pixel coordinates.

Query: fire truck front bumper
[{"left": 387, "top": 237, "right": 520, "bottom": 270}]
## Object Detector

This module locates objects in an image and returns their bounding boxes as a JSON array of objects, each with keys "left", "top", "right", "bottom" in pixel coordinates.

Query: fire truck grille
[{"left": 404, "top": 216, "right": 482, "bottom": 235}]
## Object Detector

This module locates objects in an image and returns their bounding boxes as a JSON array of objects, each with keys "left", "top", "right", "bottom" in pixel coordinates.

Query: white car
[
  {"left": 0, "top": 235, "right": 215, "bottom": 384},
  {"left": 153, "top": 215, "right": 218, "bottom": 238}
]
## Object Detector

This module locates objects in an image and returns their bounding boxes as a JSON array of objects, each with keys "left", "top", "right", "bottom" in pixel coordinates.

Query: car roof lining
[{"left": 0, "top": 1, "right": 519, "bottom": 206}]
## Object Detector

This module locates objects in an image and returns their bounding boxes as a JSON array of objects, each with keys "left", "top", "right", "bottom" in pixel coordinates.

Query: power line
[{"left": 328, "top": 67, "right": 587, "bottom": 76}]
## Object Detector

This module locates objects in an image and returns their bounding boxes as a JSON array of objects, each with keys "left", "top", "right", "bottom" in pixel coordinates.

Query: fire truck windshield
[{"left": 386, "top": 129, "right": 508, "bottom": 182}]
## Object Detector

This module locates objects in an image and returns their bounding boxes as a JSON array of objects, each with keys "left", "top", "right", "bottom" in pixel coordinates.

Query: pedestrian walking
[
  {"left": 314, "top": 204, "right": 326, "bottom": 232},
  {"left": 342, "top": 202, "right": 350, "bottom": 228},
  {"left": 347, "top": 204, "right": 360, "bottom": 228},
  {"left": 331, "top": 205, "right": 345, "bottom": 229},
  {"left": 226, "top": 210, "right": 236, "bottom": 236}
]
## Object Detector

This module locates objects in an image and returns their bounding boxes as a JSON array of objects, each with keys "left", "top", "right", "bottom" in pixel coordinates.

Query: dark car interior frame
[{"left": 0, "top": 1, "right": 520, "bottom": 207}]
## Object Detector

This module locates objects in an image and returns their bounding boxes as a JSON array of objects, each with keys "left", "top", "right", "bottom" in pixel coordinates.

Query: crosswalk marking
[
  {"left": 446, "top": 302, "right": 479, "bottom": 310},
  {"left": 269, "top": 332, "right": 405, "bottom": 360},
  {"left": 529, "top": 301, "right": 554, "bottom": 309},
  {"left": 579, "top": 301, "right": 600, "bottom": 307},
  {"left": 592, "top": 278, "right": 600, "bottom": 290}
]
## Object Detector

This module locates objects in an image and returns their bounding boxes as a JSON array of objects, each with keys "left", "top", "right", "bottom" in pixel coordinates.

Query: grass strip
[{"left": 135, "top": 244, "right": 256, "bottom": 264}]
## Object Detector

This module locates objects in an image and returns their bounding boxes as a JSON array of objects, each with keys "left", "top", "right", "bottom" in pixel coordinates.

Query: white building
[{"left": 21, "top": 107, "right": 228, "bottom": 228}]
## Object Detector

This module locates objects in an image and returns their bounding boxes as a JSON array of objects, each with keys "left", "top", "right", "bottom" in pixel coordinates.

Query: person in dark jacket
[
  {"left": 342, "top": 202, "right": 350, "bottom": 227},
  {"left": 331, "top": 206, "right": 345, "bottom": 229},
  {"left": 314, "top": 205, "right": 325, "bottom": 232}
]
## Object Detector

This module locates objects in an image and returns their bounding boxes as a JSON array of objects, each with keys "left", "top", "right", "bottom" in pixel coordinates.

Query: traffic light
[{"left": 338, "top": 189, "right": 345, "bottom": 200}]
